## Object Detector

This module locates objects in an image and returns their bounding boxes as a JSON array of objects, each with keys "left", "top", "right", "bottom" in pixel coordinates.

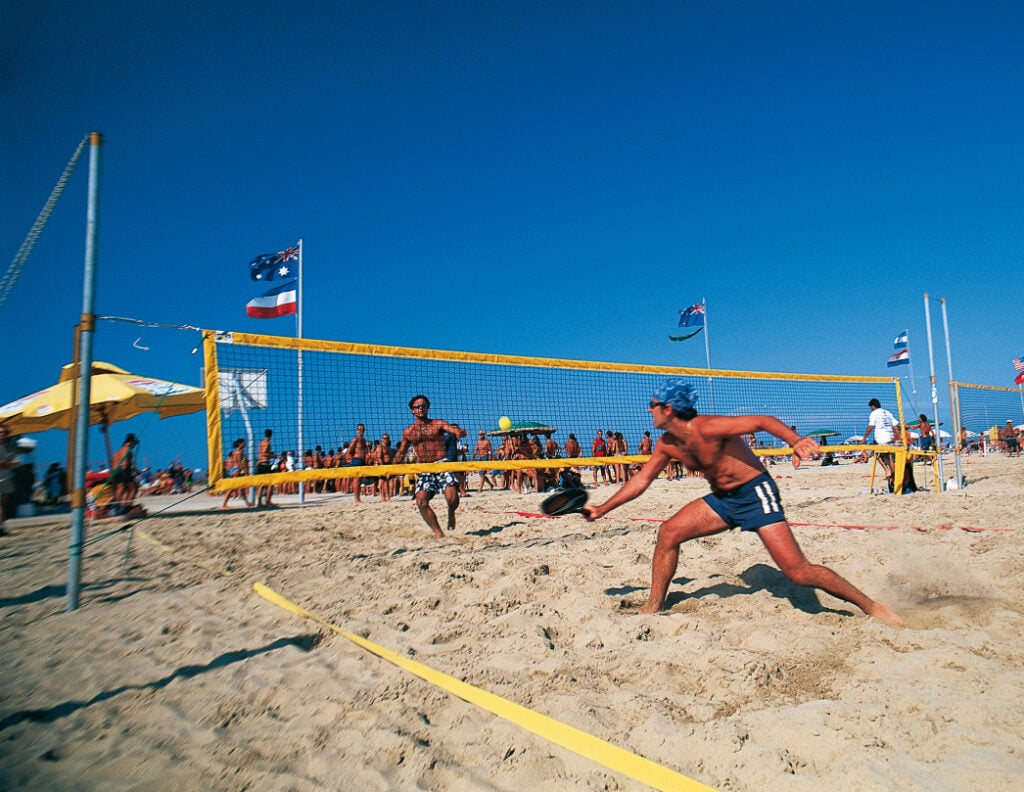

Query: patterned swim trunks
[{"left": 415, "top": 469, "right": 460, "bottom": 495}]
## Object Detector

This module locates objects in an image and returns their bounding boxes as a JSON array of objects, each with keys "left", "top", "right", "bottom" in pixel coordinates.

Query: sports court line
[
  {"left": 253, "top": 582, "right": 717, "bottom": 792},
  {"left": 486, "top": 510, "right": 1012, "bottom": 534}
]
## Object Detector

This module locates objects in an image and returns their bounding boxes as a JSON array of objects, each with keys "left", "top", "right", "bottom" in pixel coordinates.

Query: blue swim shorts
[
  {"left": 702, "top": 472, "right": 787, "bottom": 532},
  {"left": 415, "top": 469, "right": 460, "bottom": 495}
]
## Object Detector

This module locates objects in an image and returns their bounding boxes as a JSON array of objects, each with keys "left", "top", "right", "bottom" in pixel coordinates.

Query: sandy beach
[{"left": 2, "top": 453, "right": 1022, "bottom": 791}]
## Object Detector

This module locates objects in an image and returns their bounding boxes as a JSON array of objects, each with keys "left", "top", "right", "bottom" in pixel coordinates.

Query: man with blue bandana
[{"left": 583, "top": 379, "right": 903, "bottom": 626}]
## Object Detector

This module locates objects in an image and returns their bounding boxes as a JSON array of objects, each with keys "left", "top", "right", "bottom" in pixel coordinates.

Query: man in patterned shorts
[{"left": 393, "top": 395, "right": 467, "bottom": 539}]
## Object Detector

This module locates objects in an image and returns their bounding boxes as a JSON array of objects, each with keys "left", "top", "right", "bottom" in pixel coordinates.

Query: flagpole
[
  {"left": 68, "top": 131, "right": 102, "bottom": 612},
  {"left": 906, "top": 331, "right": 917, "bottom": 396},
  {"left": 702, "top": 298, "right": 716, "bottom": 411},
  {"left": 297, "top": 238, "right": 305, "bottom": 504},
  {"left": 939, "top": 297, "right": 963, "bottom": 489},
  {"left": 923, "top": 294, "right": 946, "bottom": 488}
]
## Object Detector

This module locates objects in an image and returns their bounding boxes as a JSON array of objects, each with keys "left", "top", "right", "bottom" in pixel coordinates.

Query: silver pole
[
  {"left": 702, "top": 298, "right": 715, "bottom": 411},
  {"left": 940, "top": 298, "right": 963, "bottom": 488},
  {"left": 922, "top": 294, "right": 945, "bottom": 487},
  {"left": 906, "top": 330, "right": 917, "bottom": 395},
  {"left": 67, "top": 132, "right": 103, "bottom": 611}
]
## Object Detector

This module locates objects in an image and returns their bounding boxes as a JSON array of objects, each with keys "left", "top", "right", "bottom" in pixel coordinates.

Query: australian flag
[
  {"left": 250, "top": 245, "right": 299, "bottom": 282},
  {"left": 670, "top": 302, "right": 706, "bottom": 341}
]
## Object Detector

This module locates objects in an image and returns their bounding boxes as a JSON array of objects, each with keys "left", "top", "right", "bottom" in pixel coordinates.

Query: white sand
[{"left": 2, "top": 454, "right": 1022, "bottom": 791}]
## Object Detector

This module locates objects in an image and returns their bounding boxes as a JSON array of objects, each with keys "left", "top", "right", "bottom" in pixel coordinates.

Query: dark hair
[
  {"left": 868, "top": 398, "right": 881, "bottom": 409},
  {"left": 674, "top": 406, "right": 698, "bottom": 420},
  {"left": 919, "top": 414, "right": 928, "bottom": 422},
  {"left": 234, "top": 438, "right": 245, "bottom": 448},
  {"left": 125, "top": 433, "right": 138, "bottom": 446},
  {"left": 409, "top": 394, "right": 430, "bottom": 409},
  {"left": 264, "top": 428, "right": 273, "bottom": 437}
]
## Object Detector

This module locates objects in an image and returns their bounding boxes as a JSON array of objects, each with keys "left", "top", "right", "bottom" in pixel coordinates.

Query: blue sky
[{"left": 2, "top": 1, "right": 1022, "bottom": 472}]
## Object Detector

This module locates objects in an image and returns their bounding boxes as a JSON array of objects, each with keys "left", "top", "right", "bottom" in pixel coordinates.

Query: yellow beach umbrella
[{"left": 0, "top": 361, "right": 205, "bottom": 435}]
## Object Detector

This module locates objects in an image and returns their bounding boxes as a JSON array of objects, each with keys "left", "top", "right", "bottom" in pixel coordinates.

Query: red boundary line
[{"left": 489, "top": 510, "right": 1013, "bottom": 533}]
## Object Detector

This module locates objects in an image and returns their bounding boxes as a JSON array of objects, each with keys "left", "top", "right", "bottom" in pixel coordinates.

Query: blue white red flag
[
  {"left": 887, "top": 348, "right": 910, "bottom": 367},
  {"left": 677, "top": 303, "right": 706, "bottom": 328},
  {"left": 670, "top": 302, "right": 706, "bottom": 341},
  {"left": 1013, "top": 357, "right": 1024, "bottom": 371},
  {"left": 893, "top": 330, "right": 908, "bottom": 350},
  {"left": 250, "top": 245, "right": 300, "bottom": 282},
  {"left": 246, "top": 280, "right": 297, "bottom": 319}
]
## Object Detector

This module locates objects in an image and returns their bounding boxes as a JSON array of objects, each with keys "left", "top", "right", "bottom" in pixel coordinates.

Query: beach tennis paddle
[{"left": 539, "top": 487, "right": 589, "bottom": 516}]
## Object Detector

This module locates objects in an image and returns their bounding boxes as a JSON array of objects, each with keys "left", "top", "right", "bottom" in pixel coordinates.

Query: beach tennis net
[
  {"left": 202, "top": 331, "right": 900, "bottom": 491},
  {"left": 952, "top": 382, "right": 1024, "bottom": 445}
]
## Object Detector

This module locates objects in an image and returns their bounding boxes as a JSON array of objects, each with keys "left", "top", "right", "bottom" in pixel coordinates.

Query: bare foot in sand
[{"left": 866, "top": 600, "right": 905, "bottom": 626}]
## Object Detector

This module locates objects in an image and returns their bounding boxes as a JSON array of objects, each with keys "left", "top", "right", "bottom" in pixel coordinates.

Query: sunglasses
[
  {"left": 411, "top": 403, "right": 428, "bottom": 409},
  {"left": 649, "top": 400, "right": 665, "bottom": 409}
]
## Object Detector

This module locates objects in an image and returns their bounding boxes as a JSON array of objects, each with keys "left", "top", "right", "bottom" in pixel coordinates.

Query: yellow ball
[{"left": 499, "top": 416, "right": 512, "bottom": 431}]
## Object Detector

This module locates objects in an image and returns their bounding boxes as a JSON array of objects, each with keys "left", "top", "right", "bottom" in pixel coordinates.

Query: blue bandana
[{"left": 652, "top": 379, "right": 698, "bottom": 412}]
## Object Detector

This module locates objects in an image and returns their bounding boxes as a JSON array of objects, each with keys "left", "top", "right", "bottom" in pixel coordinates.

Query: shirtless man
[
  {"left": 473, "top": 431, "right": 496, "bottom": 492},
  {"left": 393, "top": 395, "right": 467, "bottom": 539},
  {"left": 374, "top": 433, "right": 395, "bottom": 501},
  {"left": 583, "top": 379, "right": 903, "bottom": 625},
  {"left": 109, "top": 433, "right": 140, "bottom": 507},
  {"left": 346, "top": 424, "right": 370, "bottom": 503},
  {"left": 591, "top": 430, "right": 607, "bottom": 486},
  {"left": 221, "top": 438, "right": 252, "bottom": 509},
  {"left": 256, "top": 428, "right": 276, "bottom": 507}
]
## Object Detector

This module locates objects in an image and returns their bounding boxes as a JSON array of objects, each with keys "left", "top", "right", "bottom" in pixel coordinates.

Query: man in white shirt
[{"left": 862, "top": 398, "right": 897, "bottom": 489}]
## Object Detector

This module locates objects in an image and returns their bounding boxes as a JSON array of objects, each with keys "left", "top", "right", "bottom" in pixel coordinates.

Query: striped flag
[
  {"left": 887, "top": 348, "right": 910, "bottom": 367},
  {"left": 246, "top": 280, "right": 297, "bottom": 318},
  {"left": 247, "top": 242, "right": 300, "bottom": 319},
  {"left": 893, "top": 330, "right": 908, "bottom": 350},
  {"left": 1013, "top": 357, "right": 1024, "bottom": 371}
]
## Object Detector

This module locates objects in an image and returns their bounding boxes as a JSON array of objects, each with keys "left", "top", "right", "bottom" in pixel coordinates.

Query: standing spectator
[
  {"left": 473, "top": 431, "right": 496, "bottom": 492},
  {"left": 917, "top": 415, "right": 935, "bottom": 452},
  {"left": 346, "top": 424, "right": 370, "bottom": 503},
  {"left": 544, "top": 433, "right": 560, "bottom": 460},
  {"left": 256, "top": 429, "right": 276, "bottom": 507},
  {"left": 221, "top": 438, "right": 252, "bottom": 509},
  {"left": 0, "top": 426, "right": 22, "bottom": 534},
  {"left": 110, "top": 433, "right": 140, "bottom": 507},
  {"left": 373, "top": 433, "right": 396, "bottom": 501},
  {"left": 862, "top": 398, "right": 898, "bottom": 491},
  {"left": 1002, "top": 420, "right": 1020, "bottom": 457},
  {"left": 591, "top": 430, "right": 607, "bottom": 486}
]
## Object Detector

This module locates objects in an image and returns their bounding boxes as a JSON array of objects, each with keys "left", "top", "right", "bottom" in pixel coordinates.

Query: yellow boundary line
[{"left": 253, "top": 582, "right": 717, "bottom": 792}]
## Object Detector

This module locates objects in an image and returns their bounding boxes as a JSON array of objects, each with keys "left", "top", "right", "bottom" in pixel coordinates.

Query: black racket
[{"left": 539, "top": 487, "right": 589, "bottom": 516}]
